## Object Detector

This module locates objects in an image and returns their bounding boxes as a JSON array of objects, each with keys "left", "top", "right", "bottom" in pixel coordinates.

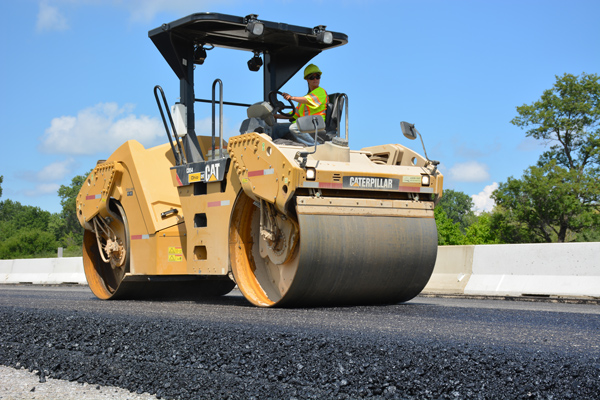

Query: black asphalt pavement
[{"left": 1, "top": 286, "right": 599, "bottom": 399}]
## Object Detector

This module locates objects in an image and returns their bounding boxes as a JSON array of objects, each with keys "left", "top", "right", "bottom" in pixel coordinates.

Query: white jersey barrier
[
  {"left": 424, "top": 243, "right": 600, "bottom": 298},
  {"left": 0, "top": 257, "right": 86, "bottom": 285}
]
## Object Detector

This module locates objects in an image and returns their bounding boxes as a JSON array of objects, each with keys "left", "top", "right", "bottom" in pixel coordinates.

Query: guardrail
[{"left": 2, "top": 242, "right": 599, "bottom": 299}]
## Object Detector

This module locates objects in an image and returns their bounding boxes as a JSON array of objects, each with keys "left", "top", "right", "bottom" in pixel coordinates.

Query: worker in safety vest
[{"left": 272, "top": 64, "right": 328, "bottom": 145}]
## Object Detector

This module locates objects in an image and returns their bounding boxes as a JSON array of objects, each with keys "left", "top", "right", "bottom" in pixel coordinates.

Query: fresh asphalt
[{"left": 1, "top": 285, "right": 598, "bottom": 399}]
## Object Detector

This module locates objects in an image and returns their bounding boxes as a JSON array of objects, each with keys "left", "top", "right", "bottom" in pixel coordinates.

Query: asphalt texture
[{"left": 1, "top": 286, "right": 599, "bottom": 400}]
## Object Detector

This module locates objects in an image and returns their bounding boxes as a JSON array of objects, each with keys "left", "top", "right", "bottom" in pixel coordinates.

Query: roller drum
[
  {"left": 280, "top": 214, "right": 438, "bottom": 306},
  {"left": 229, "top": 192, "right": 438, "bottom": 307}
]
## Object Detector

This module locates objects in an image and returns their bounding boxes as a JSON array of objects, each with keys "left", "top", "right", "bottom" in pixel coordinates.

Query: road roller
[{"left": 76, "top": 12, "right": 444, "bottom": 307}]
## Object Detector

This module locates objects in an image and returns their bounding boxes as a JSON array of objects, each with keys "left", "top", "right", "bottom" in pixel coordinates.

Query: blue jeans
[{"left": 271, "top": 123, "right": 316, "bottom": 146}]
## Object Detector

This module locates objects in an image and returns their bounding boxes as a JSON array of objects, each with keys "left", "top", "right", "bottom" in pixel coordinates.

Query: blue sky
[{"left": 1, "top": 0, "right": 598, "bottom": 214}]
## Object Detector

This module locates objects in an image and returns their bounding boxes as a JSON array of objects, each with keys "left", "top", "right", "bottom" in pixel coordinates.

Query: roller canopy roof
[{"left": 148, "top": 12, "right": 348, "bottom": 93}]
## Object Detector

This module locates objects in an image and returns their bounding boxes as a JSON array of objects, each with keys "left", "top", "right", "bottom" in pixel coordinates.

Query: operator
[{"left": 272, "top": 64, "right": 328, "bottom": 145}]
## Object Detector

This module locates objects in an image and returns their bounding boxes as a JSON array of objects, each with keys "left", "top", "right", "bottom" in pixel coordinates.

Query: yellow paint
[{"left": 189, "top": 172, "right": 202, "bottom": 182}]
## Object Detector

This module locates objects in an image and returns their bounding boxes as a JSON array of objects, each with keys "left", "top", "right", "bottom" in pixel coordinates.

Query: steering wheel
[{"left": 268, "top": 90, "right": 295, "bottom": 118}]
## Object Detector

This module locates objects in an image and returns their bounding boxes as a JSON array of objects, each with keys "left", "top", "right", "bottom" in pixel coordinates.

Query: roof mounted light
[
  {"left": 193, "top": 44, "right": 214, "bottom": 65},
  {"left": 245, "top": 14, "right": 264, "bottom": 36},
  {"left": 247, "top": 51, "right": 263, "bottom": 72},
  {"left": 313, "top": 25, "right": 333, "bottom": 45}
]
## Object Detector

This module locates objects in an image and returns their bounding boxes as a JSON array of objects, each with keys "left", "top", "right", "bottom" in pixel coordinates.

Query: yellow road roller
[{"left": 76, "top": 12, "right": 443, "bottom": 307}]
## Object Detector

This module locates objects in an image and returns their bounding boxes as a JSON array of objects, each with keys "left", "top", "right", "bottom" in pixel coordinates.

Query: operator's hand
[{"left": 282, "top": 92, "right": 291, "bottom": 101}]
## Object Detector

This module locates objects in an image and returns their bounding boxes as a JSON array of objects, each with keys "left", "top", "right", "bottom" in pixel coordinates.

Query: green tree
[
  {"left": 57, "top": 171, "right": 89, "bottom": 247},
  {"left": 463, "top": 212, "right": 501, "bottom": 245},
  {"left": 437, "top": 189, "right": 476, "bottom": 232},
  {"left": 434, "top": 207, "right": 465, "bottom": 245},
  {"left": 0, "top": 229, "right": 57, "bottom": 259},
  {"left": 0, "top": 199, "right": 52, "bottom": 239},
  {"left": 0, "top": 175, "right": 3, "bottom": 198},
  {"left": 511, "top": 72, "right": 600, "bottom": 173},
  {"left": 496, "top": 72, "right": 600, "bottom": 242},
  {"left": 492, "top": 161, "right": 600, "bottom": 242},
  {"left": 0, "top": 199, "right": 57, "bottom": 259}
]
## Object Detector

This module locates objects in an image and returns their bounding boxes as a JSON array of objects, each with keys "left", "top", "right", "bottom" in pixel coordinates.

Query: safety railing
[
  {"left": 212, "top": 79, "right": 224, "bottom": 159},
  {"left": 153, "top": 85, "right": 186, "bottom": 165}
]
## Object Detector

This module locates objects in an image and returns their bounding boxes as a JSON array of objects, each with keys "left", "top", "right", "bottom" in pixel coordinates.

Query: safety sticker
[
  {"left": 189, "top": 172, "right": 204, "bottom": 183},
  {"left": 343, "top": 176, "right": 399, "bottom": 190},
  {"left": 86, "top": 194, "right": 102, "bottom": 200},
  {"left": 168, "top": 246, "right": 182, "bottom": 254},
  {"left": 402, "top": 176, "right": 421, "bottom": 183},
  {"left": 302, "top": 181, "right": 343, "bottom": 189},
  {"left": 207, "top": 200, "right": 231, "bottom": 208},
  {"left": 131, "top": 234, "right": 151, "bottom": 240},
  {"left": 248, "top": 168, "right": 274, "bottom": 177},
  {"left": 168, "top": 246, "right": 183, "bottom": 262}
]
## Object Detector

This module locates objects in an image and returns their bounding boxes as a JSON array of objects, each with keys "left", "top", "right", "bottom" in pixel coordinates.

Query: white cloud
[
  {"left": 24, "top": 183, "right": 61, "bottom": 197},
  {"left": 36, "top": 1, "right": 69, "bottom": 32},
  {"left": 16, "top": 159, "right": 76, "bottom": 183},
  {"left": 39, "top": 103, "right": 164, "bottom": 155},
  {"left": 448, "top": 161, "right": 490, "bottom": 182},
  {"left": 471, "top": 182, "right": 499, "bottom": 215},
  {"left": 37, "top": 159, "right": 76, "bottom": 181}
]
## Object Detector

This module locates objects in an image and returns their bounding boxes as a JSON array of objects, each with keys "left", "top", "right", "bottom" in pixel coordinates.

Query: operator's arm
[{"left": 282, "top": 92, "right": 310, "bottom": 105}]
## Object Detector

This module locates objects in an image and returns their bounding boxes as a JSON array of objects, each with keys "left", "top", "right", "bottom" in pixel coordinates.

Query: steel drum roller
[{"left": 229, "top": 193, "right": 438, "bottom": 307}]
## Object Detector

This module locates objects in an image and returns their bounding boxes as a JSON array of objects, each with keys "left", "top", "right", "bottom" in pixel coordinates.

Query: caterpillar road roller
[{"left": 76, "top": 12, "right": 444, "bottom": 307}]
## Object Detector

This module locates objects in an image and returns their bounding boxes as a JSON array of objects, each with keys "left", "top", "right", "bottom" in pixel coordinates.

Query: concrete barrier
[
  {"left": 422, "top": 246, "right": 474, "bottom": 294},
  {"left": 465, "top": 243, "right": 600, "bottom": 298},
  {"left": 424, "top": 243, "right": 600, "bottom": 298},
  {"left": 0, "top": 257, "right": 86, "bottom": 285}
]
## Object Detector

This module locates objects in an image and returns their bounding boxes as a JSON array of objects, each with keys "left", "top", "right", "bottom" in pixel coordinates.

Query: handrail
[
  {"left": 153, "top": 85, "right": 186, "bottom": 165},
  {"left": 212, "top": 79, "right": 224, "bottom": 159},
  {"left": 195, "top": 98, "right": 251, "bottom": 108}
]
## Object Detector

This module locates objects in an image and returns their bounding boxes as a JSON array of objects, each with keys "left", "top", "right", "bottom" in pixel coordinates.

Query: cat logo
[{"left": 205, "top": 163, "right": 221, "bottom": 182}]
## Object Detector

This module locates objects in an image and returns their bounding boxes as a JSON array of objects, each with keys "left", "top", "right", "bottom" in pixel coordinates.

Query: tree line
[
  {"left": 0, "top": 73, "right": 598, "bottom": 259},
  {"left": 0, "top": 173, "right": 87, "bottom": 259}
]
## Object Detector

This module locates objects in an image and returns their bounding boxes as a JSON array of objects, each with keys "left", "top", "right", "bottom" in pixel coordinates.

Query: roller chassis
[{"left": 76, "top": 12, "right": 443, "bottom": 307}]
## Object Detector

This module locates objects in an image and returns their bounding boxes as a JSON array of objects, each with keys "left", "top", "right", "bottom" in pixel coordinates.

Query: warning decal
[
  {"left": 189, "top": 172, "right": 204, "bottom": 183},
  {"left": 342, "top": 176, "right": 399, "bottom": 191},
  {"left": 402, "top": 176, "right": 422, "bottom": 183},
  {"left": 168, "top": 246, "right": 183, "bottom": 262}
]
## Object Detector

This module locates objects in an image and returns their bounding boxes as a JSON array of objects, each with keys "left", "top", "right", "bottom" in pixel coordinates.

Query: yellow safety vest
[{"left": 293, "top": 87, "right": 328, "bottom": 123}]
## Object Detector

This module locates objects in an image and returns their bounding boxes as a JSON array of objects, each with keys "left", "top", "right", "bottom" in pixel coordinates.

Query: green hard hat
[{"left": 303, "top": 64, "right": 322, "bottom": 78}]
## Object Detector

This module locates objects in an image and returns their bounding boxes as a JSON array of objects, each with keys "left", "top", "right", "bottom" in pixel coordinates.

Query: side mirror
[
  {"left": 400, "top": 121, "right": 417, "bottom": 140},
  {"left": 399, "top": 121, "right": 440, "bottom": 168}
]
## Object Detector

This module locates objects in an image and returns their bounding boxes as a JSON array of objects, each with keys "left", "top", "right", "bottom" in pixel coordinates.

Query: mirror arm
[{"left": 294, "top": 116, "right": 320, "bottom": 168}]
